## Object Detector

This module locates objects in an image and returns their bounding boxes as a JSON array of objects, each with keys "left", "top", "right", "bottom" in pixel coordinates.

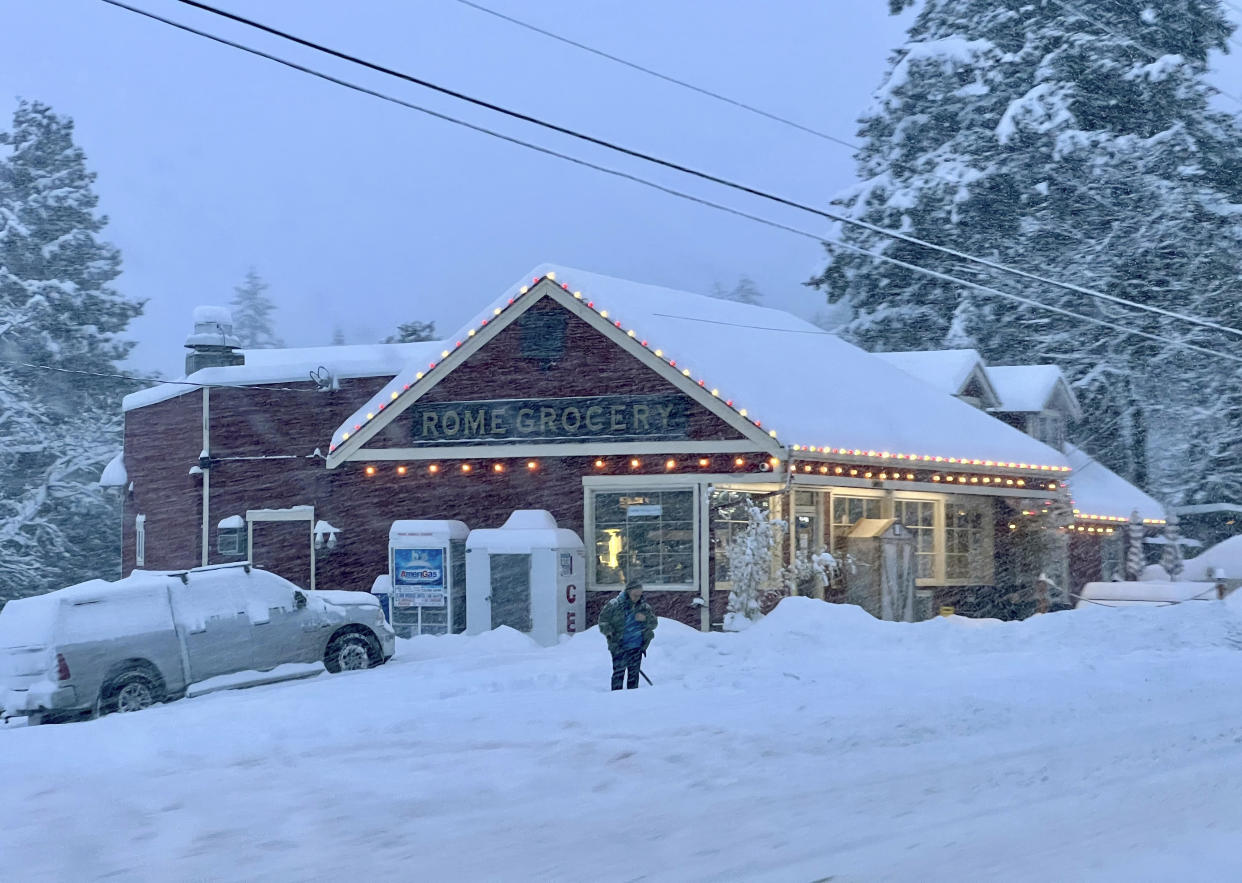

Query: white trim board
[{"left": 351, "top": 439, "right": 768, "bottom": 461}]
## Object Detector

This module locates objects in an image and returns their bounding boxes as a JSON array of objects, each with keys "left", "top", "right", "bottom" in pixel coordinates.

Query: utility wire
[
  {"left": 155, "top": 0, "right": 1242, "bottom": 344},
  {"left": 95, "top": 0, "right": 1242, "bottom": 367},
  {"left": 450, "top": 0, "right": 861, "bottom": 151}
]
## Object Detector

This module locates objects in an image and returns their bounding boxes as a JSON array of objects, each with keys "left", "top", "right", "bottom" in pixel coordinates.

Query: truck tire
[
  {"left": 100, "top": 667, "right": 164, "bottom": 715},
  {"left": 324, "top": 631, "right": 380, "bottom": 673}
]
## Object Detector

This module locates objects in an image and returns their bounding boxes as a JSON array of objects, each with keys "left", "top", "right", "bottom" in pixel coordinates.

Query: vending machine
[
  {"left": 388, "top": 520, "right": 469, "bottom": 637},
  {"left": 465, "top": 510, "right": 586, "bottom": 646}
]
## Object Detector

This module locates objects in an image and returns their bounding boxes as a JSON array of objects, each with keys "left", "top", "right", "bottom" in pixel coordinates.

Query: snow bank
[
  {"left": 6, "top": 597, "right": 1242, "bottom": 881},
  {"left": 1184, "top": 535, "right": 1242, "bottom": 580}
]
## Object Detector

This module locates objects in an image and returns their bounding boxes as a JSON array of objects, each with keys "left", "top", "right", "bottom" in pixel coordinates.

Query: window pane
[{"left": 593, "top": 489, "right": 695, "bottom": 586}]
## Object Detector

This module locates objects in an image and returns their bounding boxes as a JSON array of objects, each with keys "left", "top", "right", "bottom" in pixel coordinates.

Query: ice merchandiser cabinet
[
  {"left": 465, "top": 510, "right": 586, "bottom": 646},
  {"left": 388, "top": 520, "right": 469, "bottom": 637}
]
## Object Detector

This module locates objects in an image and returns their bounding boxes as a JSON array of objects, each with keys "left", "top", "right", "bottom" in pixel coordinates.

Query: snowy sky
[{"left": 4, "top": 1, "right": 1242, "bottom": 375}]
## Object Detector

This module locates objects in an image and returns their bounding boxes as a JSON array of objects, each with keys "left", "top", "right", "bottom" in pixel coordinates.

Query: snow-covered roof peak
[
  {"left": 330, "top": 263, "right": 1071, "bottom": 472},
  {"left": 873, "top": 349, "right": 994, "bottom": 401},
  {"left": 986, "top": 365, "right": 1081, "bottom": 418}
]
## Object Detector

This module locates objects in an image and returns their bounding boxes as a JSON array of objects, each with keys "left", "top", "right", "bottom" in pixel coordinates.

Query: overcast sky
[{"left": 3, "top": 1, "right": 1241, "bottom": 375}]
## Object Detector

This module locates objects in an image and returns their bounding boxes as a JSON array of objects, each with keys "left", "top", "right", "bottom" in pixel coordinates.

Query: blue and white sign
[{"left": 392, "top": 547, "right": 446, "bottom": 607}]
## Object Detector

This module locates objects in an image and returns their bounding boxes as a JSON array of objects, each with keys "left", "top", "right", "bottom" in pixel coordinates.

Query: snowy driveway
[{"left": 4, "top": 599, "right": 1242, "bottom": 881}]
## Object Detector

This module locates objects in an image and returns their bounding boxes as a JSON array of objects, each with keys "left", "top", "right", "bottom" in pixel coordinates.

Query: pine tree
[
  {"left": 812, "top": 1, "right": 1242, "bottom": 498},
  {"left": 229, "top": 268, "right": 283, "bottom": 349},
  {"left": 711, "top": 275, "right": 763, "bottom": 306},
  {"left": 383, "top": 319, "right": 437, "bottom": 344},
  {"left": 331, "top": 327, "right": 345, "bottom": 346},
  {"left": 0, "top": 100, "right": 142, "bottom": 602}
]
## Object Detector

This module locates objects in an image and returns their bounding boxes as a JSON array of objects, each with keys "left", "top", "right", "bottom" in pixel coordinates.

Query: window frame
[
  {"left": 585, "top": 483, "right": 699, "bottom": 591},
  {"left": 826, "top": 489, "right": 995, "bottom": 587}
]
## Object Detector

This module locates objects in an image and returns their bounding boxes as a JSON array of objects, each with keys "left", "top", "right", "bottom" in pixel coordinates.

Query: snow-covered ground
[{"left": 5, "top": 598, "right": 1242, "bottom": 881}]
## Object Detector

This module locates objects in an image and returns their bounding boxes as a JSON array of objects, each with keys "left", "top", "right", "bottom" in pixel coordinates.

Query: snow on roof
[
  {"left": 986, "top": 365, "right": 1081, "bottom": 417},
  {"left": 333, "top": 264, "right": 1070, "bottom": 470},
  {"left": 99, "top": 452, "right": 127, "bottom": 487},
  {"left": 872, "top": 349, "right": 992, "bottom": 398},
  {"left": 1066, "top": 444, "right": 1165, "bottom": 523},
  {"left": 1183, "top": 535, "right": 1242, "bottom": 581},
  {"left": 122, "top": 340, "right": 445, "bottom": 412}
]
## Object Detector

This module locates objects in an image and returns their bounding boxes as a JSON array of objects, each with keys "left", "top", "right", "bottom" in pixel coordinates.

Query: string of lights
[
  {"left": 93, "top": 0, "right": 1242, "bottom": 370},
  {"left": 151, "top": 0, "right": 1242, "bottom": 344}
]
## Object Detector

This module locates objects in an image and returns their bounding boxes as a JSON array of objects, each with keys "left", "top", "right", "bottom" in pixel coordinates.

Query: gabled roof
[
  {"left": 986, "top": 365, "right": 1083, "bottom": 419},
  {"left": 122, "top": 340, "right": 444, "bottom": 411},
  {"left": 872, "top": 349, "right": 1000, "bottom": 408},
  {"left": 1066, "top": 444, "right": 1165, "bottom": 524},
  {"left": 329, "top": 264, "right": 1070, "bottom": 472}
]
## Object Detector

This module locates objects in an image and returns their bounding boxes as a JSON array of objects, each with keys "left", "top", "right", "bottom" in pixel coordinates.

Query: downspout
[{"left": 201, "top": 387, "right": 210, "bottom": 568}]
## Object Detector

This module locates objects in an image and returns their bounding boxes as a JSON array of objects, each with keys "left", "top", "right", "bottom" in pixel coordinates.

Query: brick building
[{"left": 116, "top": 265, "right": 1078, "bottom": 629}]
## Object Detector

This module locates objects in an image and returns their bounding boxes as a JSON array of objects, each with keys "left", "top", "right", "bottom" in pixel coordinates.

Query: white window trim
[
  {"left": 135, "top": 514, "right": 146, "bottom": 567},
  {"left": 583, "top": 478, "right": 700, "bottom": 592}
]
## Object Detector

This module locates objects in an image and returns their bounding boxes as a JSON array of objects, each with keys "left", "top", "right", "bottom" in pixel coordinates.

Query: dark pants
[{"left": 611, "top": 646, "right": 643, "bottom": 690}]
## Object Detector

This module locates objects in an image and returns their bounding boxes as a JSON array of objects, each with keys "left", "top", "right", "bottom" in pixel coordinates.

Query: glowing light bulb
[{"left": 365, "top": 466, "right": 376, "bottom": 476}]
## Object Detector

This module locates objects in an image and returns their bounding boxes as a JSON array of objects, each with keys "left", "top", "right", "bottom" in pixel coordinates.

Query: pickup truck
[{"left": 0, "top": 563, "right": 395, "bottom": 723}]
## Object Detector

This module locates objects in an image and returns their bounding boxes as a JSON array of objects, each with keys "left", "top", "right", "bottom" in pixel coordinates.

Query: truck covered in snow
[{"left": 0, "top": 563, "right": 395, "bottom": 724}]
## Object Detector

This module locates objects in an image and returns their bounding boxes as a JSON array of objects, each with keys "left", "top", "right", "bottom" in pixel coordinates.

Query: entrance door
[{"left": 489, "top": 554, "right": 532, "bottom": 632}]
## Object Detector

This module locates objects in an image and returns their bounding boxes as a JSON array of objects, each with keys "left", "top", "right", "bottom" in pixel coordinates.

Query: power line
[
  {"left": 153, "top": 0, "right": 1242, "bottom": 343},
  {"left": 450, "top": 0, "right": 861, "bottom": 152},
  {"left": 95, "top": 0, "right": 1242, "bottom": 367}
]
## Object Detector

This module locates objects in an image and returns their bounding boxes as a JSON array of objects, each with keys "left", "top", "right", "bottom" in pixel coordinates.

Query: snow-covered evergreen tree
[
  {"left": 229, "top": 268, "right": 283, "bottom": 349},
  {"left": 812, "top": 0, "right": 1242, "bottom": 498},
  {"left": 0, "top": 100, "right": 141, "bottom": 603},
  {"left": 330, "top": 327, "right": 346, "bottom": 346},
  {"left": 711, "top": 275, "right": 763, "bottom": 306},
  {"left": 724, "top": 503, "right": 786, "bottom": 630},
  {"left": 383, "top": 319, "right": 437, "bottom": 344}
]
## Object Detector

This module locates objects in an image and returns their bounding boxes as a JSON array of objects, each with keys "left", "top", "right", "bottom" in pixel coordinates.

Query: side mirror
[{"left": 294, "top": 590, "right": 307, "bottom": 610}]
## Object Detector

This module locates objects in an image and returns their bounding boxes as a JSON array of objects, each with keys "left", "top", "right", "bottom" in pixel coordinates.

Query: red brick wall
[{"left": 370, "top": 296, "right": 743, "bottom": 447}]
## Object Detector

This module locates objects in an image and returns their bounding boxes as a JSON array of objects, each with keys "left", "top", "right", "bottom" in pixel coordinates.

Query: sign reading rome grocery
[{"left": 409, "top": 394, "right": 689, "bottom": 446}]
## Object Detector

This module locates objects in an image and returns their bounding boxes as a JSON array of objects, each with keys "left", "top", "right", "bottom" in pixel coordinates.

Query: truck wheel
[
  {"left": 101, "top": 669, "right": 163, "bottom": 715},
  {"left": 325, "top": 632, "right": 379, "bottom": 673}
]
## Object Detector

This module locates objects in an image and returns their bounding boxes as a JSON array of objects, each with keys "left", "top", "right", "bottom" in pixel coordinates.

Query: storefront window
[
  {"left": 831, "top": 495, "right": 883, "bottom": 553},
  {"left": 945, "top": 502, "right": 989, "bottom": 581},
  {"left": 895, "top": 499, "right": 935, "bottom": 579},
  {"left": 592, "top": 489, "right": 695, "bottom": 587}
]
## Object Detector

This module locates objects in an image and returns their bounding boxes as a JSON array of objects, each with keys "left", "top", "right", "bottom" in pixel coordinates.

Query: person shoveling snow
[{"left": 598, "top": 580, "right": 657, "bottom": 690}]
